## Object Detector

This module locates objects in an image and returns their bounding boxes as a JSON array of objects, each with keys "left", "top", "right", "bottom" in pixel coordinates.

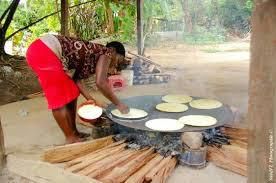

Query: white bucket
[{"left": 120, "top": 70, "right": 134, "bottom": 86}]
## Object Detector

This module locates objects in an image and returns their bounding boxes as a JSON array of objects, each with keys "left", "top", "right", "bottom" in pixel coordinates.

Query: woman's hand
[
  {"left": 116, "top": 103, "right": 130, "bottom": 114},
  {"left": 80, "top": 99, "right": 107, "bottom": 109}
]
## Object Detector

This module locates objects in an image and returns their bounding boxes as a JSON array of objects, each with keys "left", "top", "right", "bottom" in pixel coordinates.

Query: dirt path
[
  {"left": 145, "top": 41, "right": 249, "bottom": 115},
  {"left": 0, "top": 41, "right": 249, "bottom": 182}
]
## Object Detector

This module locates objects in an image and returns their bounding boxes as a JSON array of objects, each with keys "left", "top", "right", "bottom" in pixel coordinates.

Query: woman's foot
[{"left": 66, "top": 136, "right": 84, "bottom": 144}]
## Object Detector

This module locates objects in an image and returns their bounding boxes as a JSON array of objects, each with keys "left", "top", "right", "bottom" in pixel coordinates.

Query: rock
[
  {"left": 18, "top": 109, "right": 28, "bottom": 117},
  {"left": 1, "top": 66, "right": 14, "bottom": 78},
  {"left": 181, "top": 132, "right": 203, "bottom": 150},
  {"left": 14, "top": 71, "right": 22, "bottom": 79}
]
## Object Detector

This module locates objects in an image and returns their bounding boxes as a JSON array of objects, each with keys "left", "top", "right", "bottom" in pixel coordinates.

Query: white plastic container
[{"left": 120, "top": 69, "right": 134, "bottom": 86}]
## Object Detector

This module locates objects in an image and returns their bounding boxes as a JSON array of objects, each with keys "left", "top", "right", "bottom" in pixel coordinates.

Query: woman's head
[
  {"left": 106, "top": 41, "right": 128, "bottom": 74},
  {"left": 106, "top": 41, "right": 125, "bottom": 57}
]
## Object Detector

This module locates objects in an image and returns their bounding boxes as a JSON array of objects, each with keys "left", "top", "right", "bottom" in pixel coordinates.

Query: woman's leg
[
  {"left": 52, "top": 106, "right": 82, "bottom": 144},
  {"left": 66, "top": 99, "right": 78, "bottom": 134},
  {"left": 66, "top": 99, "right": 90, "bottom": 138}
]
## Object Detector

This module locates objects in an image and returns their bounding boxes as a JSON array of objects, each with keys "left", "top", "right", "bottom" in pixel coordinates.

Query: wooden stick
[
  {"left": 66, "top": 144, "right": 126, "bottom": 173},
  {"left": 0, "top": 119, "right": 5, "bottom": 170},
  {"left": 43, "top": 136, "right": 114, "bottom": 163},
  {"left": 207, "top": 148, "right": 247, "bottom": 176},
  {"left": 83, "top": 150, "right": 138, "bottom": 177},
  {"left": 124, "top": 154, "right": 163, "bottom": 183},
  {"left": 100, "top": 148, "right": 155, "bottom": 183},
  {"left": 65, "top": 140, "right": 125, "bottom": 168},
  {"left": 151, "top": 167, "right": 166, "bottom": 183},
  {"left": 220, "top": 144, "right": 247, "bottom": 165},
  {"left": 230, "top": 140, "right": 248, "bottom": 149},
  {"left": 144, "top": 155, "right": 172, "bottom": 182},
  {"left": 152, "top": 158, "right": 177, "bottom": 183},
  {"left": 128, "top": 51, "right": 162, "bottom": 67},
  {"left": 160, "top": 158, "right": 177, "bottom": 183}
]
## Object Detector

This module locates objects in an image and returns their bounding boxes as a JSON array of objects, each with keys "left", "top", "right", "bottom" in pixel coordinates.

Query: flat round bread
[
  {"left": 146, "top": 118, "right": 184, "bottom": 131},
  {"left": 189, "top": 99, "right": 222, "bottom": 109},
  {"left": 111, "top": 108, "right": 148, "bottom": 119},
  {"left": 178, "top": 115, "right": 217, "bottom": 126},
  {"left": 156, "top": 103, "right": 188, "bottom": 113},
  {"left": 162, "top": 94, "right": 193, "bottom": 104},
  {"left": 78, "top": 105, "right": 103, "bottom": 120}
]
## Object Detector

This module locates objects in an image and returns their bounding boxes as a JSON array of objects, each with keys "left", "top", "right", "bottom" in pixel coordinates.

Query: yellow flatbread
[
  {"left": 111, "top": 108, "right": 148, "bottom": 119},
  {"left": 189, "top": 99, "right": 222, "bottom": 109},
  {"left": 162, "top": 94, "right": 193, "bottom": 104},
  {"left": 178, "top": 115, "right": 217, "bottom": 126},
  {"left": 145, "top": 118, "right": 184, "bottom": 131},
  {"left": 156, "top": 103, "right": 188, "bottom": 113}
]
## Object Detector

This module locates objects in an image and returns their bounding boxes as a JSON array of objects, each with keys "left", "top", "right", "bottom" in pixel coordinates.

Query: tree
[
  {"left": 61, "top": 0, "right": 69, "bottom": 36},
  {"left": 0, "top": 0, "right": 20, "bottom": 56},
  {"left": 0, "top": 0, "right": 96, "bottom": 57}
]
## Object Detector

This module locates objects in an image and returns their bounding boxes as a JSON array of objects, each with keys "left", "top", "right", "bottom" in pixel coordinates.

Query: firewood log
[
  {"left": 151, "top": 157, "right": 177, "bottom": 183},
  {"left": 124, "top": 154, "right": 163, "bottom": 183},
  {"left": 65, "top": 140, "right": 125, "bottom": 168},
  {"left": 66, "top": 144, "right": 126, "bottom": 173},
  {"left": 79, "top": 149, "right": 136, "bottom": 176},
  {"left": 99, "top": 148, "right": 155, "bottom": 183},
  {"left": 144, "top": 155, "right": 172, "bottom": 182},
  {"left": 43, "top": 136, "right": 114, "bottom": 163},
  {"left": 207, "top": 146, "right": 247, "bottom": 176},
  {"left": 221, "top": 127, "right": 248, "bottom": 142},
  {"left": 230, "top": 140, "right": 248, "bottom": 149}
]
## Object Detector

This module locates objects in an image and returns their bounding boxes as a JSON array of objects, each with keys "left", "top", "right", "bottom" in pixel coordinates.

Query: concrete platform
[{"left": 0, "top": 84, "right": 247, "bottom": 183}]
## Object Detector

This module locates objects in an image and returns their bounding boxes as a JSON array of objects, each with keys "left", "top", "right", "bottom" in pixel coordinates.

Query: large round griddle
[{"left": 105, "top": 95, "right": 234, "bottom": 132}]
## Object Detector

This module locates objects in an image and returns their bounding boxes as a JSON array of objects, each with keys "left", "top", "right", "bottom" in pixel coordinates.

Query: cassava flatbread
[
  {"left": 189, "top": 99, "right": 223, "bottom": 109},
  {"left": 162, "top": 94, "right": 193, "bottom": 104},
  {"left": 145, "top": 118, "right": 184, "bottom": 131},
  {"left": 111, "top": 108, "right": 148, "bottom": 119},
  {"left": 78, "top": 105, "right": 103, "bottom": 120},
  {"left": 156, "top": 103, "right": 188, "bottom": 113},
  {"left": 178, "top": 115, "right": 217, "bottom": 126}
]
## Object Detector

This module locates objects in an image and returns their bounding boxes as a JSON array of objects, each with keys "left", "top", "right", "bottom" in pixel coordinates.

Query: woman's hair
[{"left": 106, "top": 41, "right": 125, "bottom": 57}]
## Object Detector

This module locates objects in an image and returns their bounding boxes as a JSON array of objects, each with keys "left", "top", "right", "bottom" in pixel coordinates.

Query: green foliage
[
  {"left": 70, "top": 0, "right": 105, "bottom": 40},
  {"left": 217, "top": 0, "right": 252, "bottom": 36},
  {"left": 0, "top": 0, "right": 253, "bottom": 54}
]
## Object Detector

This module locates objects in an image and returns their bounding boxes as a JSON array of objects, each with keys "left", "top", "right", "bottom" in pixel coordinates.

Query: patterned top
[{"left": 54, "top": 35, "right": 112, "bottom": 80}]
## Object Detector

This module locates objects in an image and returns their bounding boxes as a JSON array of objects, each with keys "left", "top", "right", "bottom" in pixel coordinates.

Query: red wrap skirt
[{"left": 26, "top": 39, "right": 80, "bottom": 109}]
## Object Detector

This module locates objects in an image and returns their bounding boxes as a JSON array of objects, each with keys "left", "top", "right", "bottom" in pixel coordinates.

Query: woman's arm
[
  {"left": 96, "top": 55, "right": 129, "bottom": 113},
  {"left": 75, "top": 80, "right": 94, "bottom": 101}
]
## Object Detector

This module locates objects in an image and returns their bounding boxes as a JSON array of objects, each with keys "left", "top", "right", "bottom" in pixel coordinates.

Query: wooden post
[
  {"left": 0, "top": 119, "right": 6, "bottom": 170},
  {"left": 248, "top": 1, "right": 276, "bottom": 182},
  {"left": 61, "top": 0, "right": 69, "bottom": 36},
  {"left": 136, "top": 0, "right": 143, "bottom": 55}
]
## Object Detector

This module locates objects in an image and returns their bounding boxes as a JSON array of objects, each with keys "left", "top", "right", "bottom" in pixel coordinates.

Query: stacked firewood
[
  {"left": 207, "top": 127, "right": 248, "bottom": 176},
  {"left": 43, "top": 136, "right": 177, "bottom": 183}
]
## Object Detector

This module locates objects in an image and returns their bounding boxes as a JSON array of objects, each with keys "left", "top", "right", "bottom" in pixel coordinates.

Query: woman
[{"left": 26, "top": 34, "right": 129, "bottom": 144}]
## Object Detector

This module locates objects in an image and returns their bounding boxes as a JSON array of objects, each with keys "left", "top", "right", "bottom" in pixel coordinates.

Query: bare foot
[{"left": 66, "top": 136, "right": 84, "bottom": 144}]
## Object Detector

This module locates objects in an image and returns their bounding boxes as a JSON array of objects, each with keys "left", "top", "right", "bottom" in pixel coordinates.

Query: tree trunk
[
  {"left": 104, "top": 0, "right": 114, "bottom": 34},
  {"left": 61, "top": 0, "right": 69, "bottom": 36},
  {"left": 248, "top": 1, "right": 276, "bottom": 182},
  {"left": 0, "top": 0, "right": 20, "bottom": 56},
  {"left": 180, "top": 0, "right": 192, "bottom": 33},
  {"left": 136, "top": 0, "right": 144, "bottom": 55},
  {"left": 0, "top": 119, "right": 6, "bottom": 170}
]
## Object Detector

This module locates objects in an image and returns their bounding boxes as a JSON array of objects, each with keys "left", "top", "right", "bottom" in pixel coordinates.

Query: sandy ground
[{"left": 0, "top": 41, "right": 249, "bottom": 182}]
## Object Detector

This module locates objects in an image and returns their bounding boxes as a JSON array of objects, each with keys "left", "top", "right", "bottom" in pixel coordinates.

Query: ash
[
  {"left": 202, "top": 127, "right": 230, "bottom": 147},
  {"left": 114, "top": 131, "right": 182, "bottom": 157},
  {"left": 113, "top": 125, "right": 230, "bottom": 156}
]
